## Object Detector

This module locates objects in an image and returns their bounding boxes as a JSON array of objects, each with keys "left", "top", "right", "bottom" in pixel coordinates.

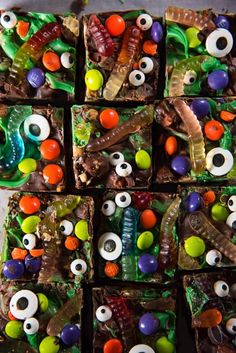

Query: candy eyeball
[
  {"left": 22, "top": 233, "right": 36, "bottom": 250},
  {"left": 206, "top": 148, "right": 233, "bottom": 176},
  {"left": 136, "top": 14, "right": 153, "bottom": 31},
  {"left": 138, "top": 57, "right": 154, "bottom": 74},
  {"left": 228, "top": 196, "right": 236, "bottom": 211},
  {"left": 184, "top": 70, "right": 197, "bottom": 85},
  {"left": 109, "top": 152, "right": 124, "bottom": 166},
  {"left": 129, "top": 344, "right": 155, "bottom": 353},
  {"left": 96, "top": 305, "right": 112, "bottom": 322},
  {"left": 116, "top": 162, "right": 132, "bottom": 177},
  {"left": 129, "top": 70, "right": 145, "bottom": 86},
  {"left": 205, "top": 249, "right": 222, "bottom": 266},
  {"left": 98, "top": 232, "right": 122, "bottom": 261},
  {"left": 101, "top": 200, "right": 116, "bottom": 216},
  {"left": 60, "top": 52, "right": 74, "bottom": 69},
  {"left": 10, "top": 290, "right": 38, "bottom": 320},
  {"left": 23, "top": 317, "right": 39, "bottom": 334},
  {"left": 115, "top": 192, "right": 131, "bottom": 208},
  {"left": 226, "top": 212, "right": 236, "bottom": 231},
  {"left": 60, "top": 220, "right": 74, "bottom": 235},
  {"left": 70, "top": 259, "right": 87, "bottom": 275},
  {"left": 206, "top": 28, "right": 233, "bottom": 58},
  {"left": 0, "top": 11, "right": 17, "bottom": 29},
  {"left": 226, "top": 318, "right": 236, "bottom": 335},
  {"left": 24, "top": 114, "right": 50, "bottom": 142},
  {"left": 214, "top": 280, "right": 229, "bottom": 297}
]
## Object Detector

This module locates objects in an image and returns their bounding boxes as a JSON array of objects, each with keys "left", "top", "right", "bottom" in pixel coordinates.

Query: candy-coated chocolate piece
[
  {"left": 202, "top": 190, "right": 216, "bottom": 205},
  {"left": 185, "top": 27, "right": 201, "bottom": 48},
  {"left": 26, "top": 68, "right": 45, "bottom": 88},
  {"left": 103, "top": 338, "right": 123, "bottom": 353},
  {"left": 37, "top": 293, "right": 49, "bottom": 313},
  {"left": 105, "top": 15, "right": 126, "bottom": 36},
  {"left": 214, "top": 15, "right": 230, "bottom": 29},
  {"left": 18, "top": 158, "right": 37, "bottom": 174},
  {"left": 138, "top": 254, "right": 158, "bottom": 273},
  {"left": 40, "top": 139, "right": 61, "bottom": 160},
  {"left": 204, "top": 120, "right": 224, "bottom": 141},
  {"left": 100, "top": 109, "right": 119, "bottom": 129},
  {"left": 151, "top": 22, "right": 163, "bottom": 43},
  {"left": 135, "top": 150, "right": 151, "bottom": 170},
  {"left": 65, "top": 236, "right": 79, "bottom": 250},
  {"left": 42, "top": 51, "right": 61, "bottom": 72},
  {"left": 85, "top": 69, "right": 104, "bottom": 91},
  {"left": 184, "top": 192, "right": 201, "bottom": 213},
  {"left": 42, "top": 164, "right": 63, "bottom": 184},
  {"left": 139, "top": 312, "right": 160, "bottom": 335},
  {"left": 165, "top": 136, "right": 178, "bottom": 155},
  {"left": 171, "top": 155, "right": 191, "bottom": 176},
  {"left": 19, "top": 195, "right": 41, "bottom": 215},
  {"left": 5, "top": 320, "right": 23, "bottom": 339},
  {"left": 211, "top": 202, "right": 229, "bottom": 221},
  {"left": 155, "top": 336, "right": 175, "bottom": 353},
  {"left": 137, "top": 231, "right": 154, "bottom": 250},
  {"left": 184, "top": 236, "right": 206, "bottom": 257},
  {"left": 104, "top": 262, "right": 119, "bottom": 278},
  {"left": 25, "top": 254, "right": 41, "bottom": 273},
  {"left": 61, "top": 324, "right": 80, "bottom": 346},
  {"left": 75, "top": 220, "right": 89, "bottom": 241},
  {"left": 208, "top": 70, "right": 229, "bottom": 90},
  {"left": 140, "top": 209, "right": 157, "bottom": 229},
  {"left": 21, "top": 216, "right": 41, "bottom": 233},
  {"left": 190, "top": 99, "right": 210, "bottom": 118},
  {"left": 3, "top": 259, "right": 24, "bottom": 279},
  {"left": 39, "top": 336, "right": 60, "bottom": 353}
]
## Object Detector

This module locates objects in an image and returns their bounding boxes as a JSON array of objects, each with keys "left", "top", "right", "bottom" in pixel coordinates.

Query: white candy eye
[
  {"left": 70, "top": 259, "right": 87, "bottom": 275},
  {"left": 23, "top": 317, "right": 39, "bottom": 334},
  {"left": 206, "top": 148, "right": 233, "bottom": 176},
  {"left": 10, "top": 290, "right": 38, "bottom": 320},
  {"left": 116, "top": 162, "right": 132, "bottom": 177},
  {"left": 60, "top": 220, "right": 73, "bottom": 235},
  {"left": 129, "top": 344, "right": 155, "bottom": 353},
  {"left": 24, "top": 114, "right": 50, "bottom": 142},
  {"left": 136, "top": 14, "right": 153, "bottom": 31},
  {"left": 101, "top": 200, "right": 116, "bottom": 216},
  {"left": 109, "top": 152, "right": 125, "bottom": 166},
  {"left": 129, "top": 70, "right": 145, "bottom": 86},
  {"left": 0, "top": 11, "right": 17, "bottom": 29},
  {"left": 95, "top": 305, "right": 112, "bottom": 322},
  {"left": 228, "top": 196, "right": 236, "bottom": 211},
  {"left": 22, "top": 233, "right": 36, "bottom": 250},
  {"left": 206, "top": 28, "right": 233, "bottom": 58},
  {"left": 184, "top": 70, "right": 197, "bottom": 85},
  {"left": 115, "top": 192, "right": 131, "bottom": 208},
  {"left": 98, "top": 232, "right": 122, "bottom": 261},
  {"left": 226, "top": 212, "right": 236, "bottom": 231},
  {"left": 206, "top": 249, "right": 222, "bottom": 266},
  {"left": 226, "top": 318, "right": 236, "bottom": 335},
  {"left": 60, "top": 52, "right": 74, "bottom": 69},
  {"left": 214, "top": 280, "right": 229, "bottom": 297},
  {"left": 138, "top": 57, "right": 154, "bottom": 74}
]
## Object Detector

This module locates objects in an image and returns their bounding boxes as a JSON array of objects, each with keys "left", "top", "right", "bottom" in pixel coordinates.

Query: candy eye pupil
[
  {"left": 229, "top": 200, "right": 233, "bottom": 206},
  {"left": 4, "top": 15, "right": 10, "bottom": 22},
  {"left": 29, "top": 124, "right": 41, "bottom": 137},
  {"left": 121, "top": 163, "right": 127, "bottom": 169},
  {"left": 232, "top": 220, "right": 236, "bottom": 230},
  {"left": 141, "top": 62, "right": 147, "bottom": 68},
  {"left": 75, "top": 264, "right": 82, "bottom": 271},
  {"left": 26, "top": 323, "right": 31, "bottom": 329},
  {"left": 213, "top": 153, "right": 225, "bottom": 166},
  {"left": 60, "top": 225, "right": 65, "bottom": 231},
  {"left": 104, "top": 239, "right": 116, "bottom": 252},
  {"left": 189, "top": 76, "right": 195, "bottom": 83},
  {"left": 215, "top": 257, "right": 220, "bottom": 263},
  {"left": 222, "top": 284, "right": 227, "bottom": 290},
  {"left": 120, "top": 196, "right": 126, "bottom": 202},
  {"left": 216, "top": 37, "right": 227, "bottom": 50},
  {"left": 233, "top": 325, "right": 236, "bottom": 331},
  {"left": 17, "top": 297, "right": 29, "bottom": 310},
  {"left": 136, "top": 74, "right": 142, "bottom": 80},
  {"left": 68, "top": 56, "right": 74, "bottom": 64},
  {"left": 101, "top": 309, "right": 106, "bottom": 314},
  {"left": 113, "top": 154, "right": 120, "bottom": 159},
  {"left": 140, "top": 18, "right": 146, "bottom": 25},
  {"left": 24, "top": 239, "right": 29, "bottom": 245},
  {"left": 104, "top": 204, "right": 108, "bottom": 209}
]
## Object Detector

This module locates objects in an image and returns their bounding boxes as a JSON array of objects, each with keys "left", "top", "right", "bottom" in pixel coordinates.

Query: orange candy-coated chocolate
[
  {"left": 203, "top": 190, "right": 216, "bottom": 205},
  {"left": 104, "top": 262, "right": 119, "bottom": 278},
  {"left": 204, "top": 120, "right": 224, "bottom": 141},
  {"left": 103, "top": 339, "right": 123, "bottom": 353},
  {"left": 165, "top": 136, "right": 178, "bottom": 156},
  {"left": 40, "top": 139, "right": 61, "bottom": 160},
  {"left": 105, "top": 15, "right": 126, "bottom": 36},
  {"left": 42, "top": 51, "right": 61, "bottom": 72},
  {"left": 65, "top": 236, "right": 80, "bottom": 251},
  {"left": 192, "top": 308, "right": 222, "bottom": 328},
  {"left": 19, "top": 195, "right": 41, "bottom": 215},
  {"left": 42, "top": 164, "right": 63, "bottom": 184},
  {"left": 140, "top": 209, "right": 157, "bottom": 229},
  {"left": 100, "top": 109, "right": 119, "bottom": 129}
]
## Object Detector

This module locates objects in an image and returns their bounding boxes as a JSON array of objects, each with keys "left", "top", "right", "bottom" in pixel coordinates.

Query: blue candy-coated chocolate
[
  {"left": 214, "top": 15, "right": 230, "bottom": 29},
  {"left": 184, "top": 192, "right": 201, "bottom": 213},
  {"left": 190, "top": 99, "right": 210, "bottom": 118},
  {"left": 170, "top": 155, "right": 191, "bottom": 176},
  {"left": 25, "top": 254, "right": 41, "bottom": 273},
  {"left": 151, "top": 22, "right": 163, "bottom": 43},
  {"left": 3, "top": 259, "right": 24, "bottom": 279},
  {"left": 139, "top": 312, "right": 160, "bottom": 335},
  {"left": 138, "top": 254, "right": 158, "bottom": 274},
  {"left": 208, "top": 70, "right": 229, "bottom": 90},
  {"left": 61, "top": 324, "right": 80, "bottom": 346},
  {"left": 26, "top": 68, "right": 45, "bottom": 88}
]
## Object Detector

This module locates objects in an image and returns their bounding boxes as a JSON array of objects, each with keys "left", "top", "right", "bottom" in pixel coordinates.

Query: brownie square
[
  {"left": 178, "top": 186, "right": 236, "bottom": 270},
  {"left": 154, "top": 97, "right": 236, "bottom": 184},
  {"left": 0, "top": 10, "right": 79, "bottom": 101},
  {"left": 0, "top": 280, "right": 82, "bottom": 352},
  {"left": 165, "top": 7, "right": 236, "bottom": 97},
  {"left": 0, "top": 104, "right": 65, "bottom": 192},
  {"left": 71, "top": 104, "right": 153, "bottom": 189},
  {"left": 1, "top": 192, "right": 94, "bottom": 284},
  {"left": 97, "top": 190, "right": 180, "bottom": 283},
  {"left": 83, "top": 10, "right": 162, "bottom": 102},
  {"left": 93, "top": 286, "right": 176, "bottom": 353},
  {"left": 183, "top": 272, "right": 236, "bottom": 353}
]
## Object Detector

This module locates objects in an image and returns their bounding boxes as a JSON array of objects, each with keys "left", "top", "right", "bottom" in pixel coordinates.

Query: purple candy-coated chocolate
[
  {"left": 184, "top": 192, "right": 201, "bottom": 213},
  {"left": 208, "top": 70, "right": 229, "bottom": 90},
  {"left": 214, "top": 15, "right": 230, "bottom": 29},
  {"left": 3, "top": 259, "right": 24, "bottom": 279},
  {"left": 190, "top": 99, "right": 210, "bottom": 118},
  {"left": 61, "top": 324, "right": 80, "bottom": 346},
  {"left": 138, "top": 254, "right": 158, "bottom": 274},
  {"left": 25, "top": 254, "right": 41, "bottom": 273},
  {"left": 151, "top": 22, "right": 163, "bottom": 43},
  {"left": 139, "top": 312, "right": 160, "bottom": 335},
  {"left": 171, "top": 155, "right": 191, "bottom": 176},
  {"left": 26, "top": 68, "right": 45, "bottom": 88}
]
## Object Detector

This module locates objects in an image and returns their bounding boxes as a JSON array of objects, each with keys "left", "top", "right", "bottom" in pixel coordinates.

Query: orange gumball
[
  {"left": 165, "top": 136, "right": 178, "bottom": 156},
  {"left": 204, "top": 120, "right": 224, "bottom": 141},
  {"left": 103, "top": 339, "right": 123, "bottom": 353},
  {"left": 65, "top": 236, "right": 79, "bottom": 251},
  {"left": 104, "top": 262, "right": 119, "bottom": 278},
  {"left": 43, "top": 164, "right": 63, "bottom": 184},
  {"left": 100, "top": 109, "right": 119, "bottom": 129},
  {"left": 140, "top": 209, "right": 157, "bottom": 229},
  {"left": 40, "top": 139, "right": 61, "bottom": 160},
  {"left": 43, "top": 51, "right": 61, "bottom": 72},
  {"left": 203, "top": 190, "right": 216, "bottom": 205},
  {"left": 105, "top": 15, "right": 126, "bottom": 36},
  {"left": 19, "top": 195, "right": 41, "bottom": 214}
]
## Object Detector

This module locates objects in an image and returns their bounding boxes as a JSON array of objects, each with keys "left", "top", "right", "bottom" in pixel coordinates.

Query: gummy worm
[
  {"left": 86, "top": 105, "right": 153, "bottom": 152},
  {"left": 45, "top": 72, "right": 75, "bottom": 94},
  {"left": 172, "top": 98, "right": 206, "bottom": 175},
  {"left": 88, "top": 15, "right": 114, "bottom": 57}
]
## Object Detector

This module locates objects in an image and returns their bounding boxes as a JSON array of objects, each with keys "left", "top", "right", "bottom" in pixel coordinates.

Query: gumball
[
  {"left": 100, "top": 109, "right": 119, "bottom": 129},
  {"left": 5, "top": 320, "right": 23, "bottom": 339},
  {"left": 25, "top": 254, "right": 41, "bottom": 273},
  {"left": 105, "top": 15, "right": 125, "bottom": 36},
  {"left": 21, "top": 216, "right": 41, "bottom": 233},
  {"left": 40, "top": 139, "right": 61, "bottom": 160},
  {"left": 155, "top": 336, "right": 175, "bottom": 353},
  {"left": 139, "top": 312, "right": 160, "bottom": 335},
  {"left": 85, "top": 69, "right": 103, "bottom": 91},
  {"left": 18, "top": 158, "right": 37, "bottom": 174},
  {"left": 211, "top": 202, "right": 229, "bottom": 221},
  {"left": 190, "top": 99, "right": 210, "bottom": 118},
  {"left": 39, "top": 336, "right": 60, "bottom": 353},
  {"left": 171, "top": 155, "right": 191, "bottom": 176},
  {"left": 184, "top": 236, "right": 206, "bottom": 257},
  {"left": 204, "top": 120, "right": 224, "bottom": 141},
  {"left": 26, "top": 68, "right": 45, "bottom": 88},
  {"left": 3, "top": 260, "right": 24, "bottom": 279},
  {"left": 42, "top": 164, "right": 63, "bottom": 184},
  {"left": 151, "top": 22, "right": 163, "bottom": 43},
  {"left": 138, "top": 254, "right": 158, "bottom": 274},
  {"left": 103, "top": 338, "right": 123, "bottom": 353},
  {"left": 19, "top": 195, "right": 41, "bottom": 215},
  {"left": 185, "top": 27, "right": 201, "bottom": 48},
  {"left": 42, "top": 51, "right": 61, "bottom": 72},
  {"left": 184, "top": 192, "right": 201, "bottom": 212},
  {"left": 61, "top": 324, "right": 80, "bottom": 346},
  {"left": 140, "top": 210, "right": 157, "bottom": 229},
  {"left": 214, "top": 15, "right": 230, "bottom": 29},
  {"left": 208, "top": 70, "right": 229, "bottom": 90}
]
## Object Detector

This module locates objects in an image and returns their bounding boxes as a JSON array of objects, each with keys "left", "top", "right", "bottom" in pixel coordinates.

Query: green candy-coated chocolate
[
  {"left": 137, "top": 231, "right": 154, "bottom": 250},
  {"left": 135, "top": 150, "right": 151, "bottom": 170},
  {"left": 39, "top": 336, "right": 60, "bottom": 353},
  {"left": 211, "top": 202, "right": 229, "bottom": 221},
  {"left": 185, "top": 27, "right": 201, "bottom": 48},
  {"left": 85, "top": 69, "right": 103, "bottom": 91},
  {"left": 156, "top": 336, "right": 175, "bottom": 353},
  {"left": 184, "top": 236, "right": 205, "bottom": 257},
  {"left": 37, "top": 293, "right": 49, "bottom": 313},
  {"left": 75, "top": 220, "right": 90, "bottom": 241},
  {"left": 5, "top": 320, "right": 24, "bottom": 339},
  {"left": 21, "top": 215, "right": 41, "bottom": 234},
  {"left": 18, "top": 158, "right": 37, "bottom": 174}
]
